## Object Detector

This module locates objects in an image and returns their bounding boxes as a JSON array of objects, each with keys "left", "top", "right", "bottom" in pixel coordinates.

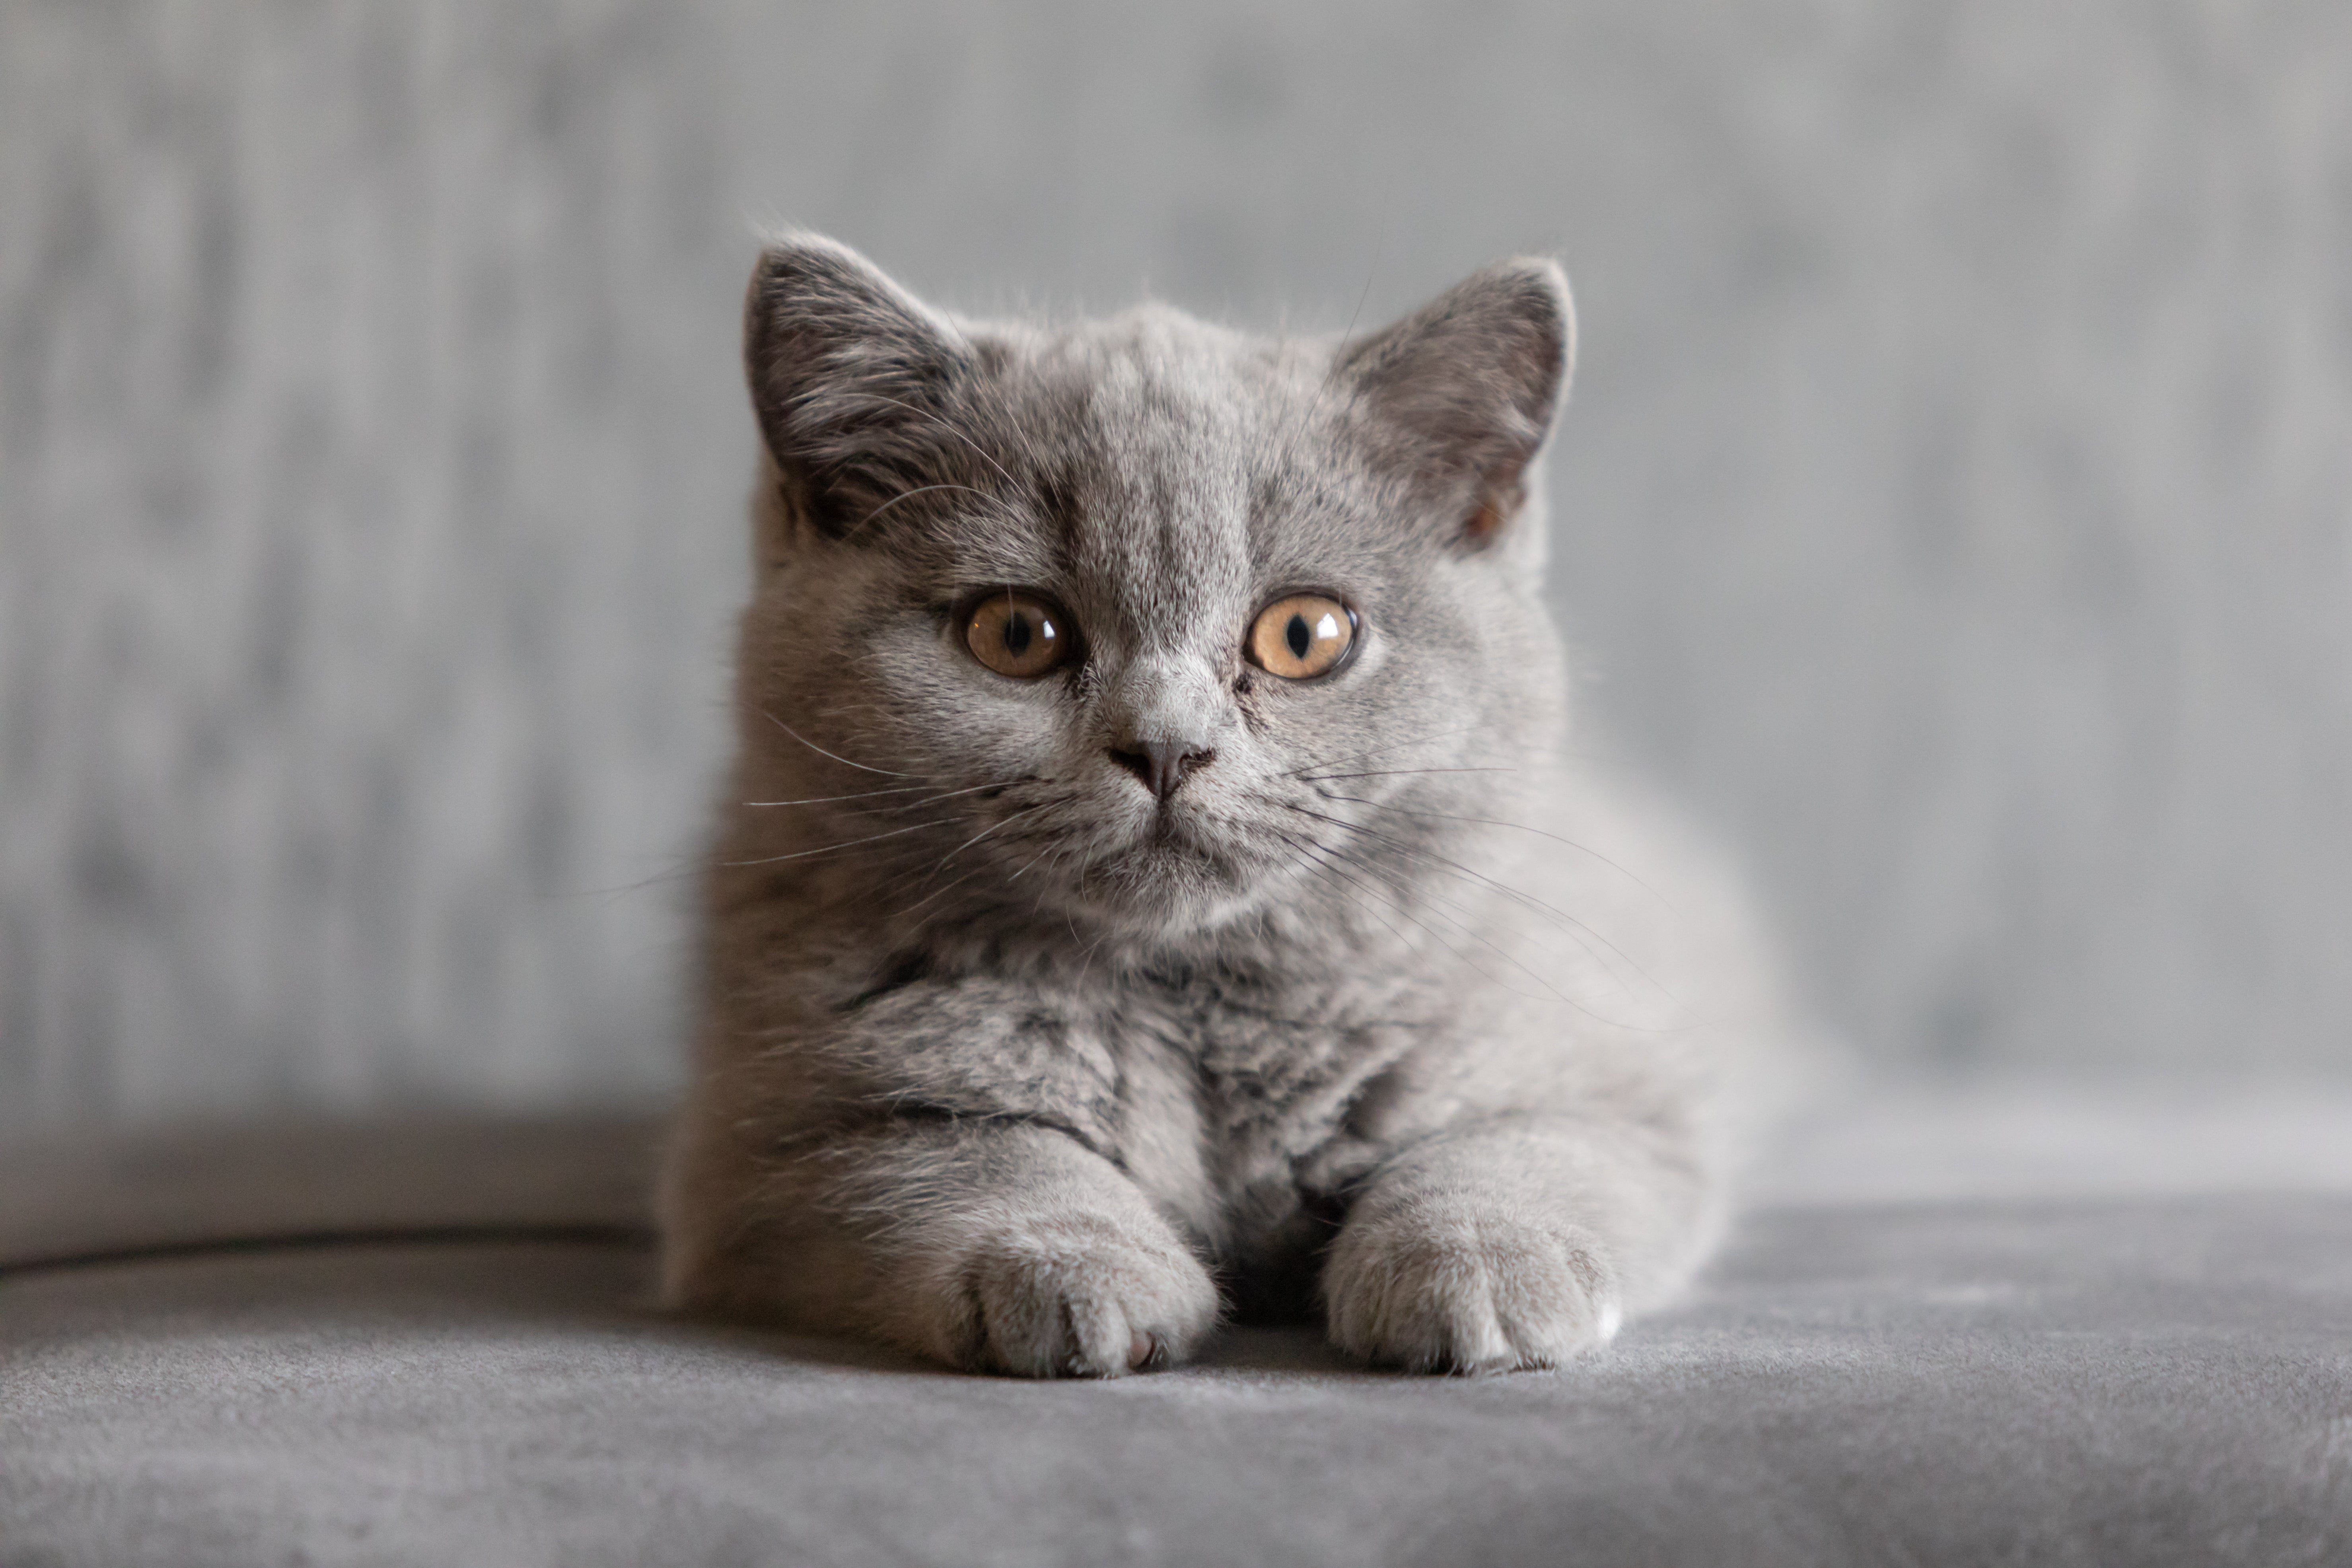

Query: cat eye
[
  {"left": 964, "top": 589, "right": 1071, "bottom": 679},
  {"left": 1247, "top": 593, "right": 1356, "bottom": 681}
]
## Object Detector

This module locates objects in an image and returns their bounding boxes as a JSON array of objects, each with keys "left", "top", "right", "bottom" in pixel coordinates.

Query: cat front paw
[
  {"left": 944, "top": 1210, "right": 1219, "bottom": 1377},
  {"left": 1322, "top": 1202, "right": 1621, "bottom": 1373}
]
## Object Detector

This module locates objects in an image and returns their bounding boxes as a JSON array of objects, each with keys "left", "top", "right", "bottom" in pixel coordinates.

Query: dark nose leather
[{"left": 1109, "top": 740, "right": 1213, "bottom": 804}]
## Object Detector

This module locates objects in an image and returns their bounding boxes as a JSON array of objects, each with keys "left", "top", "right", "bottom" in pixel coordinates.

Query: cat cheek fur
[{"left": 658, "top": 233, "right": 1786, "bottom": 1377}]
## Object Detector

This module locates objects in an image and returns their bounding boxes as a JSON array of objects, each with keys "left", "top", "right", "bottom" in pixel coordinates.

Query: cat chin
[
  {"left": 1065, "top": 893, "right": 1274, "bottom": 952},
  {"left": 1051, "top": 838, "right": 1280, "bottom": 942}
]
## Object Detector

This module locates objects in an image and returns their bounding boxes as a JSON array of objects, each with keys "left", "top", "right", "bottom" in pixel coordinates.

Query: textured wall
[{"left": 4, "top": 0, "right": 2349, "bottom": 1129}]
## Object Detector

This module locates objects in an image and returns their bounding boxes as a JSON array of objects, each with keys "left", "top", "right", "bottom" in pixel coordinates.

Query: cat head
[{"left": 731, "top": 235, "right": 1575, "bottom": 945}]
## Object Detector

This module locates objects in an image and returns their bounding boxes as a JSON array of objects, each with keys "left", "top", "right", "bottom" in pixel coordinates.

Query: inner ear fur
[{"left": 1340, "top": 258, "right": 1576, "bottom": 549}]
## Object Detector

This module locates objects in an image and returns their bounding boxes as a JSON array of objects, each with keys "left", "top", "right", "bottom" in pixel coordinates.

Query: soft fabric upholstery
[{"left": 6, "top": 1092, "right": 2352, "bottom": 1566}]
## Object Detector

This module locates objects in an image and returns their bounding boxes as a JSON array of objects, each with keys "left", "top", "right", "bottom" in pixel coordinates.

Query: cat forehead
[
  {"left": 1015, "top": 304, "right": 1316, "bottom": 449},
  {"left": 928, "top": 317, "right": 1368, "bottom": 622}
]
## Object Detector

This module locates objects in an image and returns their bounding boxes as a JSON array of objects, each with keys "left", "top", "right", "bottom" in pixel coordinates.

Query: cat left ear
[
  {"left": 743, "top": 233, "right": 975, "bottom": 540},
  {"left": 1339, "top": 259, "right": 1574, "bottom": 549}
]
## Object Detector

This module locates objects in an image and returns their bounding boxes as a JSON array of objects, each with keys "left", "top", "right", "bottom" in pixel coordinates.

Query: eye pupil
[
  {"left": 1005, "top": 613, "right": 1031, "bottom": 655},
  {"left": 1286, "top": 615, "right": 1311, "bottom": 659}
]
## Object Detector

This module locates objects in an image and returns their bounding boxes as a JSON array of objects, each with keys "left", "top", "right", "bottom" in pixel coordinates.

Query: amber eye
[
  {"left": 965, "top": 590, "right": 1070, "bottom": 679},
  {"left": 1247, "top": 593, "right": 1356, "bottom": 680}
]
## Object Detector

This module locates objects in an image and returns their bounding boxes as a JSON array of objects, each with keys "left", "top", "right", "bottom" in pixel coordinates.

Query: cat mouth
[
  {"left": 1139, "top": 793, "right": 1232, "bottom": 855},
  {"left": 1136, "top": 808, "right": 1263, "bottom": 888}
]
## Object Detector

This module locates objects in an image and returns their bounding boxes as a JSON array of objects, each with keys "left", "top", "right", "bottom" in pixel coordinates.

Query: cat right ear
[
  {"left": 1338, "top": 259, "right": 1575, "bottom": 551},
  {"left": 743, "top": 234, "right": 973, "bottom": 540}
]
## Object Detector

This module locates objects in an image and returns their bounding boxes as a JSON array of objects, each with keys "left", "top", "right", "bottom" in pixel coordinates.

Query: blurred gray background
[{"left": 4, "top": 0, "right": 2348, "bottom": 1132}]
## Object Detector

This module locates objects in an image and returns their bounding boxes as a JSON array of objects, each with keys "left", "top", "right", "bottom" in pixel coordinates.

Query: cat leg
[
  {"left": 848, "top": 1120, "right": 1220, "bottom": 1376},
  {"left": 1320, "top": 1117, "right": 1712, "bottom": 1373},
  {"left": 827, "top": 1119, "right": 1219, "bottom": 1377}
]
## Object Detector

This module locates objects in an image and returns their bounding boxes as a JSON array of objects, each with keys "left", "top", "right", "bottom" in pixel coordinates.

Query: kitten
[{"left": 659, "top": 234, "right": 1784, "bottom": 1375}]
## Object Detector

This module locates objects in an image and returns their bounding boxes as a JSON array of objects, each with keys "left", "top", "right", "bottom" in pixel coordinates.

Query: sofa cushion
[{"left": 4, "top": 1092, "right": 2351, "bottom": 1566}]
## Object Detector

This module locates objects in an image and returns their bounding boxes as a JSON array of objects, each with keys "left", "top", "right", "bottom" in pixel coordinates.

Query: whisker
[
  {"left": 924, "top": 800, "right": 1060, "bottom": 876},
  {"left": 865, "top": 789, "right": 1064, "bottom": 918},
  {"left": 1279, "top": 801, "right": 1676, "bottom": 1008},
  {"left": 1285, "top": 798, "right": 1603, "bottom": 942},
  {"left": 1294, "top": 767, "right": 1515, "bottom": 784},
  {"left": 859, "top": 848, "right": 971, "bottom": 909},
  {"left": 882, "top": 867, "right": 984, "bottom": 923},
  {"left": 1292, "top": 827, "right": 1516, "bottom": 972},
  {"left": 1310, "top": 794, "right": 1680, "bottom": 914},
  {"left": 742, "top": 785, "right": 937, "bottom": 807},
  {"left": 823, "top": 781, "right": 1038, "bottom": 821},
  {"left": 1279, "top": 829, "right": 1555, "bottom": 1006},
  {"left": 1006, "top": 842, "right": 1057, "bottom": 883},
  {"left": 720, "top": 817, "right": 959, "bottom": 868},
  {"left": 751, "top": 708, "right": 917, "bottom": 778},
  {"left": 556, "top": 858, "right": 706, "bottom": 902},
  {"left": 1284, "top": 726, "right": 1482, "bottom": 780},
  {"left": 1031, "top": 843, "right": 1080, "bottom": 924},
  {"left": 838, "top": 391, "right": 1023, "bottom": 492},
  {"left": 845, "top": 481, "right": 1027, "bottom": 541},
  {"left": 1272, "top": 828, "right": 1428, "bottom": 965},
  {"left": 1297, "top": 829, "right": 1656, "bottom": 1025},
  {"left": 1314, "top": 831, "right": 1650, "bottom": 1018}
]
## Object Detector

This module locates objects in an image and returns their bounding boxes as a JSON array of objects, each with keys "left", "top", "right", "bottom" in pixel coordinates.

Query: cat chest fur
[{"left": 822, "top": 949, "right": 1441, "bottom": 1290}]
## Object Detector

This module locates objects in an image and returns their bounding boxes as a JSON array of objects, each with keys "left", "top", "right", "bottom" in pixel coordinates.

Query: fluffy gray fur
[{"left": 659, "top": 235, "right": 1783, "bottom": 1376}]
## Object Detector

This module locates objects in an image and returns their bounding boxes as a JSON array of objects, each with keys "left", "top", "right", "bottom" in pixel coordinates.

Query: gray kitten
[{"left": 659, "top": 235, "right": 1782, "bottom": 1376}]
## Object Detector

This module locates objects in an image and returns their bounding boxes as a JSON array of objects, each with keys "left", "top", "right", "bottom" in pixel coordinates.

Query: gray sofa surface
[{"left": 6, "top": 1091, "right": 2352, "bottom": 1567}]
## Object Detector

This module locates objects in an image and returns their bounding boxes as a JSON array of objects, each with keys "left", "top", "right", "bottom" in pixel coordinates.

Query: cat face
[{"left": 734, "top": 237, "right": 1574, "bottom": 942}]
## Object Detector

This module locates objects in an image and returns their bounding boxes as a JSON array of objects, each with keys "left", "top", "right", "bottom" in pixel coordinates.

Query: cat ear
[
  {"left": 1339, "top": 259, "right": 1575, "bottom": 548},
  {"left": 743, "top": 233, "right": 975, "bottom": 539}
]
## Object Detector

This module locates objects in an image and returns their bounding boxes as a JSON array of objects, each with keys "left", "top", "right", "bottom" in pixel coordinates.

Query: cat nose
[{"left": 1108, "top": 739, "right": 1213, "bottom": 804}]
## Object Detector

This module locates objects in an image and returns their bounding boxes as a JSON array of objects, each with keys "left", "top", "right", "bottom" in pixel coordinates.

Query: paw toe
[
  {"left": 957, "top": 1216, "right": 1216, "bottom": 1378},
  {"left": 1325, "top": 1209, "right": 1619, "bottom": 1374}
]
